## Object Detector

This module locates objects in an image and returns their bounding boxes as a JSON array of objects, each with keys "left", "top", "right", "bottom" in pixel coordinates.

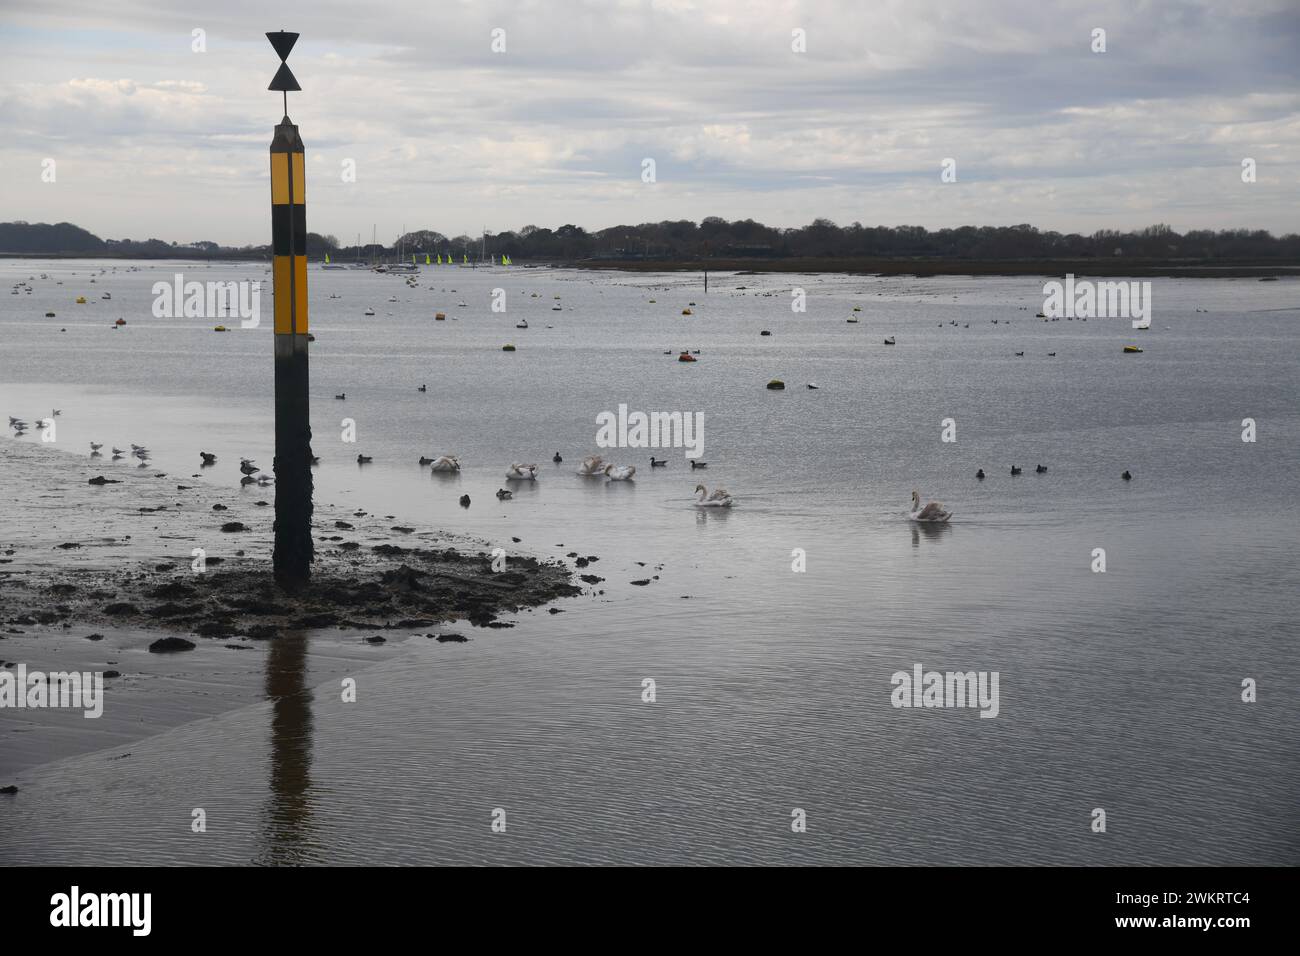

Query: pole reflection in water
[{"left": 254, "top": 629, "right": 315, "bottom": 864}]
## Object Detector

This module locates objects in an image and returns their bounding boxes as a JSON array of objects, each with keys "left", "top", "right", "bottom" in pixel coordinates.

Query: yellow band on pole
[{"left": 270, "top": 120, "right": 308, "bottom": 335}]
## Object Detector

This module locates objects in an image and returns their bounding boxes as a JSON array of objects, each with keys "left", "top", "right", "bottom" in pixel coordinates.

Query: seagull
[
  {"left": 239, "top": 460, "right": 258, "bottom": 476},
  {"left": 51, "top": 409, "right": 61, "bottom": 417},
  {"left": 90, "top": 442, "right": 103, "bottom": 452}
]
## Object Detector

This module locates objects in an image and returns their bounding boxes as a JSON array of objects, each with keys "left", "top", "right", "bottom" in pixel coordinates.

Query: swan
[
  {"left": 909, "top": 490, "right": 951, "bottom": 523},
  {"left": 576, "top": 454, "right": 605, "bottom": 476},
  {"left": 506, "top": 462, "right": 538, "bottom": 480},
  {"left": 430, "top": 455, "right": 460, "bottom": 472},
  {"left": 604, "top": 464, "right": 636, "bottom": 481},
  {"left": 693, "top": 484, "right": 733, "bottom": 507}
]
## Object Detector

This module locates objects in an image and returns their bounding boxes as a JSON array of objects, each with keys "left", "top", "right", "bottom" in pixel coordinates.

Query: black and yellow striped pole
[{"left": 268, "top": 31, "right": 313, "bottom": 590}]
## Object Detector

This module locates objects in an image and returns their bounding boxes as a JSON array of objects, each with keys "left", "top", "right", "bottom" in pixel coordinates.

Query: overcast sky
[{"left": 1, "top": 0, "right": 1297, "bottom": 246}]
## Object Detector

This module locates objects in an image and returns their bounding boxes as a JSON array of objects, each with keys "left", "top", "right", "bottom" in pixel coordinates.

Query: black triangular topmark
[
  {"left": 268, "top": 62, "right": 301, "bottom": 92},
  {"left": 266, "top": 31, "right": 299, "bottom": 62}
]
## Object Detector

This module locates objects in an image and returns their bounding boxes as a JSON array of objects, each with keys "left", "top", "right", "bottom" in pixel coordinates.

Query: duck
[
  {"left": 690, "top": 460, "right": 707, "bottom": 469},
  {"left": 516, "top": 319, "right": 528, "bottom": 329},
  {"left": 459, "top": 494, "right": 471, "bottom": 507},
  {"left": 1122, "top": 470, "right": 1132, "bottom": 481},
  {"left": 496, "top": 488, "right": 513, "bottom": 500},
  {"left": 431, "top": 455, "right": 460, "bottom": 472},
  {"left": 883, "top": 336, "right": 896, "bottom": 345},
  {"left": 552, "top": 452, "right": 563, "bottom": 463},
  {"left": 908, "top": 490, "right": 952, "bottom": 523},
  {"left": 506, "top": 462, "right": 538, "bottom": 480},
  {"left": 693, "top": 484, "right": 733, "bottom": 507},
  {"left": 1010, "top": 465, "right": 1022, "bottom": 476},
  {"left": 1035, "top": 464, "right": 1047, "bottom": 474},
  {"left": 356, "top": 454, "right": 373, "bottom": 464},
  {"left": 334, "top": 393, "right": 346, "bottom": 400},
  {"left": 200, "top": 452, "right": 217, "bottom": 465},
  {"left": 576, "top": 454, "right": 606, "bottom": 476},
  {"left": 1014, "top": 351, "right": 1024, "bottom": 357},
  {"left": 604, "top": 464, "right": 636, "bottom": 481},
  {"left": 650, "top": 457, "right": 667, "bottom": 467},
  {"left": 417, "top": 384, "right": 427, "bottom": 392},
  {"left": 418, "top": 455, "right": 434, "bottom": 465},
  {"left": 975, "top": 469, "right": 985, "bottom": 479}
]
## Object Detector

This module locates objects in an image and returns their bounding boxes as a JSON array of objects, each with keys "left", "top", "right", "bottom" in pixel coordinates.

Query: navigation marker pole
[{"left": 267, "top": 30, "right": 313, "bottom": 590}]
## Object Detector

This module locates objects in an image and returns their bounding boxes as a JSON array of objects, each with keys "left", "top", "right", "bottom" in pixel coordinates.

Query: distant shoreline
[
  {"left": 2, "top": 252, "right": 1294, "bottom": 278},
  {"left": 566, "top": 257, "right": 1300, "bottom": 279}
]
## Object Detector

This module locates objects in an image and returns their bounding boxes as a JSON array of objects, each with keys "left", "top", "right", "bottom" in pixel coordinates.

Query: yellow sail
[
  {"left": 412, "top": 254, "right": 416, "bottom": 264},
  {"left": 425, "top": 253, "right": 430, "bottom": 264},
  {"left": 462, "top": 254, "right": 468, "bottom": 264},
  {"left": 325, "top": 252, "right": 330, "bottom": 263}
]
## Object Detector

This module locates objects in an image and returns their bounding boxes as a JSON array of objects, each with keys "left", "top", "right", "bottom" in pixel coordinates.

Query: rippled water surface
[{"left": 1, "top": 260, "right": 1297, "bottom": 864}]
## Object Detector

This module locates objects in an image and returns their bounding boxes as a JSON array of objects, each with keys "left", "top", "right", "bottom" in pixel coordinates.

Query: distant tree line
[{"left": 2, "top": 218, "right": 1297, "bottom": 262}]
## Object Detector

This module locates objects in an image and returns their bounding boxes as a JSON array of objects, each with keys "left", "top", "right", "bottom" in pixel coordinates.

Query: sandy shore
[{"left": 0, "top": 439, "right": 583, "bottom": 780}]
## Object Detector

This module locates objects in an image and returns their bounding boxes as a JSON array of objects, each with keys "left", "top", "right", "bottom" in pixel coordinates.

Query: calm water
[{"left": 1, "top": 259, "right": 1297, "bottom": 864}]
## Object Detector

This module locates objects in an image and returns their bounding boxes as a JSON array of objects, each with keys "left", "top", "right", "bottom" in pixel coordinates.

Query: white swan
[
  {"left": 506, "top": 462, "right": 538, "bottom": 480},
  {"left": 604, "top": 464, "right": 636, "bottom": 481},
  {"left": 694, "top": 484, "right": 733, "bottom": 507},
  {"left": 430, "top": 455, "right": 460, "bottom": 472},
  {"left": 908, "top": 490, "right": 951, "bottom": 523},
  {"left": 576, "top": 454, "right": 605, "bottom": 476}
]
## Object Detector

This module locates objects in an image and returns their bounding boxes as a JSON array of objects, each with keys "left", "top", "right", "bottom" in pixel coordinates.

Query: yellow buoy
[{"left": 76, "top": 296, "right": 87, "bottom": 304}]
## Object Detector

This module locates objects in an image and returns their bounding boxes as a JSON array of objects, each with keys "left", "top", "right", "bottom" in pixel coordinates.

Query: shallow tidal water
[{"left": 1, "top": 260, "right": 1297, "bottom": 865}]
